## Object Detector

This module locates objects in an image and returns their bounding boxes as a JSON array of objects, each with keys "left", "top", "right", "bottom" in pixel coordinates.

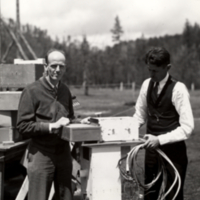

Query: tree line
[{"left": 1, "top": 18, "right": 200, "bottom": 89}]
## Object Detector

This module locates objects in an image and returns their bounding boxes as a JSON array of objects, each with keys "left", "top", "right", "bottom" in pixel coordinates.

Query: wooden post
[
  {"left": 19, "top": 32, "right": 37, "bottom": 59},
  {"left": 16, "top": 0, "right": 21, "bottom": 59},
  {"left": 1, "top": 19, "right": 28, "bottom": 60},
  {"left": 0, "top": 0, "right": 2, "bottom": 62},
  {"left": 0, "top": 162, "right": 5, "bottom": 200},
  {"left": 1, "top": 41, "right": 14, "bottom": 62},
  {"left": 120, "top": 82, "right": 123, "bottom": 91},
  {"left": 191, "top": 83, "right": 195, "bottom": 91},
  {"left": 16, "top": 0, "right": 20, "bottom": 30},
  {"left": 83, "top": 80, "right": 88, "bottom": 96},
  {"left": 132, "top": 82, "right": 135, "bottom": 91},
  {"left": 15, "top": 176, "right": 28, "bottom": 200}
]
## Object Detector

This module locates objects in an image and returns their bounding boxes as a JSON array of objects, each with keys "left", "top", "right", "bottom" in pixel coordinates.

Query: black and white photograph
[{"left": 0, "top": 0, "right": 199, "bottom": 200}]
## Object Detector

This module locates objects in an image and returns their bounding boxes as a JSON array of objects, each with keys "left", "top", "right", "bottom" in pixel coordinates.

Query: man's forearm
[{"left": 17, "top": 121, "right": 50, "bottom": 137}]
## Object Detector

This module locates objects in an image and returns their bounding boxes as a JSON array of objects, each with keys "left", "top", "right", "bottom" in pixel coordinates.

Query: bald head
[
  {"left": 45, "top": 49, "right": 66, "bottom": 65},
  {"left": 45, "top": 49, "right": 67, "bottom": 85}
]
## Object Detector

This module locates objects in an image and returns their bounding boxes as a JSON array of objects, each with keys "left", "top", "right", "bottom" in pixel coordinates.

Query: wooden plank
[
  {"left": 16, "top": 177, "right": 55, "bottom": 200},
  {"left": 82, "top": 140, "right": 144, "bottom": 147},
  {"left": 0, "top": 128, "right": 14, "bottom": 142},
  {"left": 0, "top": 140, "right": 29, "bottom": 151},
  {"left": 0, "top": 111, "right": 18, "bottom": 126},
  {"left": 1, "top": 41, "right": 14, "bottom": 62},
  {"left": 61, "top": 124, "right": 101, "bottom": 142},
  {"left": 15, "top": 176, "right": 28, "bottom": 200},
  {"left": 0, "top": 111, "right": 13, "bottom": 126},
  {"left": 0, "top": 64, "right": 44, "bottom": 88},
  {"left": 19, "top": 32, "right": 37, "bottom": 59},
  {"left": 48, "top": 183, "right": 55, "bottom": 200},
  {"left": 0, "top": 127, "right": 21, "bottom": 143},
  {"left": 0, "top": 111, "right": 22, "bottom": 142},
  {"left": 0, "top": 161, "right": 5, "bottom": 200},
  {"left": 0, "top": 92, "right": 22, "bottom": 110},
  {"left": 2, "top": 20, "right": 28, "bottom": 60},
  {"left": 80, "top": 147, "right": 91, "bottom": 198}
]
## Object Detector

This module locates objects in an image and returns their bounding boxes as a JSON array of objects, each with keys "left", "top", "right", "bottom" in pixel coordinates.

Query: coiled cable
[{"left": 118, "top": 143, "right": 181, "bottom": 200}]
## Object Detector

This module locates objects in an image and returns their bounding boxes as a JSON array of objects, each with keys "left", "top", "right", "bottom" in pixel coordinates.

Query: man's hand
[
  {"left": 50, "top": 117, "right": 70, "bottom": 134},
  {"left": 81, "top": 117, "right": 91, "bottom": 124},
  {"left": 142, "top": 134, "right": 160, "bottom": 149}
]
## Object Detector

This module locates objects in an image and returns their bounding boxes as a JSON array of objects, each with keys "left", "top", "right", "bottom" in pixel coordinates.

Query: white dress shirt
[{"left": 133, "top": 73, "right": 194, "bottom": 145}]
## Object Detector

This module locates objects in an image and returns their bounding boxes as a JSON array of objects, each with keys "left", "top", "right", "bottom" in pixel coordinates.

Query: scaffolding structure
[{"left": 0, "top": 0, "right": 37, "bottom": 63}]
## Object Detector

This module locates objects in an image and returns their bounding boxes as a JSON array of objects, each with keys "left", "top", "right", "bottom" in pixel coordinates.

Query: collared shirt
[
  {"left": 156, "top": 73, "right": 169, "bottom": 96},
  {"left": 133, "top": 73, "right": 194, "bottom": 145}
]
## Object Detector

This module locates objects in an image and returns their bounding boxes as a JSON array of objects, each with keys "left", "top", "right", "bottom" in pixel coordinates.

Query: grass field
[
  {"left": 70, "top": 87, "right": 200, "bottom": 200},
  {"left": 71, "top": 87, "right": 138, "bottom": 117},
  {"left": 71, "top": 87, "right": 200, "bottom": 118}
]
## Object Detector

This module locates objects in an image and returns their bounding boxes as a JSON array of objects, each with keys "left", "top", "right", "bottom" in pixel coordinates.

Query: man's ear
[
  {"left": 43, "top": 64, "right": 48, "bottom": 77},
  {"left": 167, "top": 64, "right": 171, "bottom": 70}
]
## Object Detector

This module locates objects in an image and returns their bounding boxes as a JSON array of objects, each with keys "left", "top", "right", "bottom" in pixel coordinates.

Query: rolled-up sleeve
[
  {"left": 158, "top": 82, "right": 194, "bottom": 145},
  {"left": 133, "top": 79, "right": 150, "bottom": 128}
]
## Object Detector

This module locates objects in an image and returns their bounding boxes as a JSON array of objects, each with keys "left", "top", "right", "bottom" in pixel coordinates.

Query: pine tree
[
  {"left": 81, "top": 35, "right": 90, "bottom": 95},
  {"left": 111, "top": 16, "right": 124, "bottom": 43},
  {"left": 182, "top": 19, "right": 193, "bottom": 48}
]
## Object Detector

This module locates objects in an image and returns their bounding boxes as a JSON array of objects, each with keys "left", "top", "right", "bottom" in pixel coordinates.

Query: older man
[
  {"left": 133, "top": 47, "right": 194, "bottom": 200},
  {"left": 17, "top": 49, "right": 74, "bottom": 200}
]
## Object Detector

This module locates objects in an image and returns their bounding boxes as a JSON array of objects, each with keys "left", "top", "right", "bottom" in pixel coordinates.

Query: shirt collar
[
  {"left": 160, "top": 73, "right": 169, "bottom": 85},
  {"left": 157, "top": 73, "right": 169, "bottom": 90}
]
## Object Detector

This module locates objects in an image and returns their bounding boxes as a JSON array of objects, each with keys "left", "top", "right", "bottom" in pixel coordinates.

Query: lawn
[
  {"left": 70, "top": 87, "right": 200, "bottom": 118},
  {"left": 70, "top": 87, "right": 200, "bottom": 200},
  {"left": 70, "top": 87, "right": 138, "bottom": 117}
]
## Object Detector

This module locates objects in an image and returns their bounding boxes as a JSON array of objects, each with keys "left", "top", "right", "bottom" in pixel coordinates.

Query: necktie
[
  {"left": 152, "top": 82, "right": 159, "bottom": 103},
  {"left": 154, "top": 82, "right": 159, "bottom": 96}
]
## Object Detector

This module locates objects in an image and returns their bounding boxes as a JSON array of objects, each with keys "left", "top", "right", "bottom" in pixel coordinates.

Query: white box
[{"left": 98, "top": 117, "right": 139, "bottom": 142}]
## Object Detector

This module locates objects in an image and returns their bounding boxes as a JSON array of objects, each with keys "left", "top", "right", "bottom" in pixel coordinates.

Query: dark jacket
[{"left": 17, "top": 77, "right": 74, "bottom": 153}]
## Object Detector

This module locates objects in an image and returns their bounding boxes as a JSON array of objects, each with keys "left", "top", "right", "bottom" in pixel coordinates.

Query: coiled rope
[{"left": 118, "top": 143, "right": 181, "bottom": 200}]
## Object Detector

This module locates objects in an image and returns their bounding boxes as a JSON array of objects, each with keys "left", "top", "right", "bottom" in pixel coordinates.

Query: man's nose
[{"left": 56, "top": 65, "right": 60, "bottom": 71}]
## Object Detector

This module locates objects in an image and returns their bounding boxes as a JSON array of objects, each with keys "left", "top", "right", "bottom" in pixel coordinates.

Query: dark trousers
[
  {"left": 144, "top": 142, "right": 188, "bottom": 200},
  {"left": 27, "top": 144, "right": 73, "bottom": 200}
]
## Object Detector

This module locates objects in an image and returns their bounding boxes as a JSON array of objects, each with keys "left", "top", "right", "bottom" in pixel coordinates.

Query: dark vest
[{"left": 147, "top": 76, "right": 180, "bottom": 135}]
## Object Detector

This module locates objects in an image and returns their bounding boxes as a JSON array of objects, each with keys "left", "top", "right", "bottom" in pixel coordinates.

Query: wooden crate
[
  {"left": 0, "top": 127, "right": 21, "bottom": 142},
  {"left": 0, "top": 92, "right": 22, "bottom": 110},
  {"left": 0, "top": 64, "right": 44, "bottom": 88},
  {"left": 61, "top": 124, "right": 101, "bottom": 142},
  {"left": 0, "top": 111, "right": 17, "bottom": 127},
  {"left": 0, "top": 111, "right": 22, "bottom": 142}
]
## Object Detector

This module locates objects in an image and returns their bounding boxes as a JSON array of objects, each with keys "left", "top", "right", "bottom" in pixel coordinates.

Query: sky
[{"left": 1, "top": 0, "right": 200, "bottom": 48}]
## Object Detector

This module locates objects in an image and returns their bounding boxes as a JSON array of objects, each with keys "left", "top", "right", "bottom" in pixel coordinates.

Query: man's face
[
  {"left": 46, "top": 51, "right": 66, "bottom": 83},
  {"left": 147, "top": 63, "right": 169, "bottom": 82}
]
